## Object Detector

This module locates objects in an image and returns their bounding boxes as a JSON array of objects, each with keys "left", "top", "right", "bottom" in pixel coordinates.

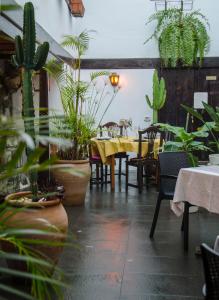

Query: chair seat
[
  {"left": 162, "top": 192, "right": 174, "bottom": 199},
  {"left": 90, "top": 155, "right": 102, "bottom": 163},
  {"left": 115, "top": 152, "right": 128, "bottom": 159},
  {"left": 128, "top": 157, "right": 153, "bottom": 166}
]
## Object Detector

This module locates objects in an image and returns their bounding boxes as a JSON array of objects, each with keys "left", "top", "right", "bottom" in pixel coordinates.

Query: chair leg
[
  {"left": 90, "top": 163, "right": 93, "bottom": 190},
  {"left": 149, "top": 193, "right": 162, "bottom": 238},
  {"left": 101, "top": 163, "right": 104, "bottom": 186},
  {"left": 137, "top": 165, "right": 143, "bottom": 194},
  {"left": 126, "top": 162, "right": 129, "bottom": 192},
  {"left": 181, "top": 213, "right": 185, "bottom": 231},
  {"left": 183, "top": 201, "right": 190, "bottom": 251},
  {"left": 105, "top": 165, "right": 108, "bottom": 184},
  {"left": 96, "top": 164, "right": 99, "bottom": 187},
  {"left": 118, "top": 158, "right": 122, "bottom": 182}
]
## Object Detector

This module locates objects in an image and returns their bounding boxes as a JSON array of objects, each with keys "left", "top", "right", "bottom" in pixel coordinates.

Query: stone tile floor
[{"left": 59, "top": 178, "right": 219, "bottom": 300}]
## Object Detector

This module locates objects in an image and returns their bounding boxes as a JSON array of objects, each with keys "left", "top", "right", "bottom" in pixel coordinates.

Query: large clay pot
[
  {"left": 52, "top": 160, "right": 91, "bottom": 206},
  {"left": 2, "top": 191, "right": 68, "bottom": 272}
]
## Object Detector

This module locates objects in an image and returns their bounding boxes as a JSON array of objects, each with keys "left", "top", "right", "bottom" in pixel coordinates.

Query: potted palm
[{"left": 46, "top": 32, "right": 119, "bottom": 206}]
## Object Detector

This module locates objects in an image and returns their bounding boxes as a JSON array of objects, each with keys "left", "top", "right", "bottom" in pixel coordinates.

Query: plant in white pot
[{"left": 45, "top": 31, "right": 119, "bottom": 206}]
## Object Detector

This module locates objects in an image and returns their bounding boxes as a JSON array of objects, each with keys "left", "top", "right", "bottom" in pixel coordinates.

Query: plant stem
[{"left": 153, "top": 110, "right": 158, "bottom": 124}]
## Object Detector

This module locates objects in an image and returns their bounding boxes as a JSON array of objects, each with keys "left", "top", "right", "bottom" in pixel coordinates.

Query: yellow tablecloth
[{"left": 91, "top": 137, "right": 160, "bottom": 164}]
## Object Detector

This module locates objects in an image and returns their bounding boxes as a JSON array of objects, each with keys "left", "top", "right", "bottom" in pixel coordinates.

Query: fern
[{"left": 145, "top": 9, "right": 210, "bottom": 67}]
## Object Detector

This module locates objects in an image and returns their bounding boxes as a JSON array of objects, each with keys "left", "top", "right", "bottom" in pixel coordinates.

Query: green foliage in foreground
[{"left": 0, "top": 116, "right": 74, "bottom": 299}]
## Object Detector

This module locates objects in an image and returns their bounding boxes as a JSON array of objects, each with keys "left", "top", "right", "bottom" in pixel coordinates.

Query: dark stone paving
[{"left": 59, "top": 177, "right": 219, "bottom": 300}]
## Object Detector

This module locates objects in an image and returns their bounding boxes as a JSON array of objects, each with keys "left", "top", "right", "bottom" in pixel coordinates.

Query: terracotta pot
[
  {"left": 69, "top": 0, "right": 85, "bottom": 17},
  {"left": 2, "top": 192, "right": 68, "bottom": 273},
  {"left": 52, "top": 160, "right": 91, "bottom": 206}
]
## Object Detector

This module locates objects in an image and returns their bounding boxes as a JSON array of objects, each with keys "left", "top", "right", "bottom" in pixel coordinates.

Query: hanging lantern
[{"left": 109, "top": 73, "right": 120, "bottom": 87}]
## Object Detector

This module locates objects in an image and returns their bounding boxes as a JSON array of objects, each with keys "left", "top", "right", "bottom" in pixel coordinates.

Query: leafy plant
[
  {"left": 0, "top": 116, "right": 70, "bottom": 300},
  {"left": 45, "top": 31, "right": 120, "bottom": 160},
  {"left": 145, "top": 70, "right": 166, "bottom": 123},
  {"left": 12, "top": 2, "right": 49, "bottom": 198},
  {"left": 158, "top": 123, "right": 210, "bottom": 166},
  {"left": 182, "top": 102, "right": 219, "bottom": 152},
  {"left": 145, "top": 8, "right": 210, "bottom": 67}
]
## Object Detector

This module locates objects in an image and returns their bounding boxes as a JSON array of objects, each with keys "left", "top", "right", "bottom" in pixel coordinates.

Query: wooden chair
[
  {"left": 100, "top": 122, "right": 129, "bottom": 183},
  {"left": 125, "top": 125, "right": 164, "bottom": 193},
  {"left": 89, "top": 143, "right": 104, "bottom": 189}
]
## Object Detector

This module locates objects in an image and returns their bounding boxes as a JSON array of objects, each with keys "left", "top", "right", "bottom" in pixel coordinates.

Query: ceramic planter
[
  {"left": 2, "top": 191, "right": 68, "bottom": 273},
  {"left": 52, "top": 160, "right": 91, "bottom": 206}
]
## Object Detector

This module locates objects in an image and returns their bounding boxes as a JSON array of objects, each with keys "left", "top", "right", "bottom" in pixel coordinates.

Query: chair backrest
[
  {"left": 138, "top": 126, "right": 165, "bottom": 159},
  {"left": 99, "top": 122, "right": 123, "bottom": 137},
  {"left": 158, "top": 151, "right": 191, "bottom": 195},
  {"left": 201, "top": 243, "right": 219, "bottom": 300}
]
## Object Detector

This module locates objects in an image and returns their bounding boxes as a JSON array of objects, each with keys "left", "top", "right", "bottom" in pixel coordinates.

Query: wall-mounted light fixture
[{"left": 109, "top": 72, "right": 120, "bottom": 87}]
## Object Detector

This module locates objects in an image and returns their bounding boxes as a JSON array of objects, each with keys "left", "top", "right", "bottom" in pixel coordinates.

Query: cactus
[
  {"left": 12, "top": 2, "right": 49, "bottom": 198},
  {"left": 145, "top": 70, "right": 166, "bottom": 124}
]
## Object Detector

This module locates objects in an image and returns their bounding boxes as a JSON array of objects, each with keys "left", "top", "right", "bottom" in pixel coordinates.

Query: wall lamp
[{"left": 109, "top": 72, "right": 120, "bottom": 87}]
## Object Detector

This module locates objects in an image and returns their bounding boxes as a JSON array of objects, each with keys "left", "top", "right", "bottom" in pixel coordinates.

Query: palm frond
[{"left": 62, "top": 30, "right": 91, "bottom": 56}]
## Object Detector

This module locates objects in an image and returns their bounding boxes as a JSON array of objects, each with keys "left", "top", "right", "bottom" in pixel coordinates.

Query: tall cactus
[
  {"left": 12, "top": 2, "right": 49, "bottom": 198},
  {"left": 145, "top": 70, "right": 166, "bottom": 124}
]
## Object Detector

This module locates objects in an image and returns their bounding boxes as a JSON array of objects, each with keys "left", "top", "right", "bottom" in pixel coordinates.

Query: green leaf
[
  {"left": 0, "top": 283, "right": 35, "bottom": 300},
  {"left": 181, "top": 104, "right": 204, "bottom": 121},
  {"left": 203, "top": 102, "right": 219, "bottom": 123},
  {"left": 90, "top": 71, "right": 110, "bottom": 81}
]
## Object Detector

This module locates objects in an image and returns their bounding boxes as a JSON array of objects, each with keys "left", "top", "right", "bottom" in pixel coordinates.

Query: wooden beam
[
  {"left": 80, "top": 58, "right": 160, "bottom": 69},
  {"left": 80, "top": 57, "right": 219, "bottom": 70}
]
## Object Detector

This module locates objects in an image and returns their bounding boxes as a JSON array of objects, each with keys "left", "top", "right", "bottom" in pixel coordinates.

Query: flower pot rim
[
  {"left": 5, "top": 191, "right": 61, "bottom": 208},
  {"left": 56, "top": 159, "right": 89, "bottom": 165}
]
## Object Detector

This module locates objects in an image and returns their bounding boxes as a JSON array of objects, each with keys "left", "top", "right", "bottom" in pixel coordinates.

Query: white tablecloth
[{"left": 172, "top": 165, "right": 219, "bottom": 216}]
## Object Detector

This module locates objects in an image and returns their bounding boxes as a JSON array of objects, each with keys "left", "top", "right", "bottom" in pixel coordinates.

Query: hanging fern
[{"left": 145, "top": 8, "right": 210, "bottom": 67}]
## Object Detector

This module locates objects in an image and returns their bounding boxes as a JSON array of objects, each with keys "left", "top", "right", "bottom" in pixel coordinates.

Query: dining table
[
  {"left": 91, "top": 137, "right": 160, "bottom": 191},
  {"left": 172, "top": 165, "right": 219, "bottom": 215}
]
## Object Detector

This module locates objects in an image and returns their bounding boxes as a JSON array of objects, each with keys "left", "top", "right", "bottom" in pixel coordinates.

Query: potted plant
[
  {"left": 145, "top": 8, "right": 210, "bottom": 67},
  {"left": 182, "top": 102, "right": 219, "bottom": 151},
  {"left": 158, "top": 123, "right": 210, "bottom": 166},
  {"left": 45, "top": 32, "right": 119, "bottom": 206},
  {"left": 0, "top": 117, "right": 69, "bottom": 300},
  {"left": 182, "top": 102, "right": 219, "bottom": 164},
  {"left": 145, "top": 69, "right": 166, "bottom": 124},
  {"left": 5, "top": 1, "right": 68, "bottom": 271}
]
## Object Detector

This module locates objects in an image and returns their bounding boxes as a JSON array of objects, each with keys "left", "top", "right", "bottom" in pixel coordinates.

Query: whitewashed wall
[
  {"left": 14, "top": 0, "right": 219, "bottom": 124},
  {"left": 15, "top": 0, "right": 219, "bottom": 58}
]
